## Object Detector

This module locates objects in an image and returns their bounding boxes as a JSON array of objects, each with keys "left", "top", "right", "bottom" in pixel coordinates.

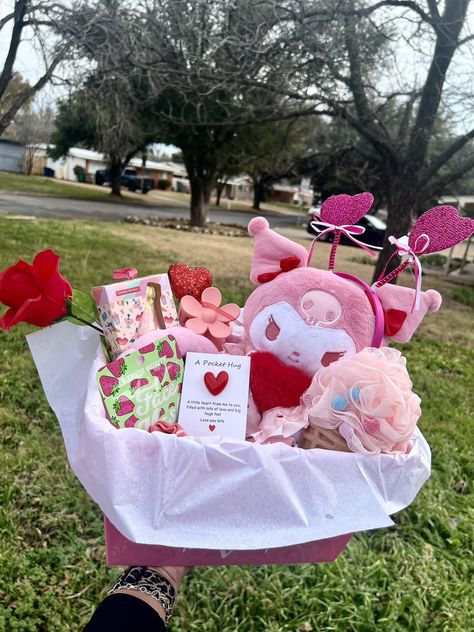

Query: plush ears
[
  {"left": 248, "top": 217, "right": 307, "bottom": 284},
  {"left": 244, "top": 214, "right": 444, "bottom": 351},
  {"left": 377, "top": 284, "right": 441, "bottom": 343},
  {"left": 243, "top": 267, "right": 378, "bottom": 351}
]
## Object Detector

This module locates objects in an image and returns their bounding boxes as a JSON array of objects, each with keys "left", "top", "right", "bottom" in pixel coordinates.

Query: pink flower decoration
[{"left": 180, "top": 287, "right": 240, "bottom": 343}]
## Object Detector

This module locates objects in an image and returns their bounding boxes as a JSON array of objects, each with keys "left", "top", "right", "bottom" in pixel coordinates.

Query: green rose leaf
[{"left": 66, "top": 288, "right": 99, "bottom": 326}]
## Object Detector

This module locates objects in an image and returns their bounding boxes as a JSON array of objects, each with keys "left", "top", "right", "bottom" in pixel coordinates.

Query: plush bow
[{"left": 257, "top": 255, "right": 301, "bottom": 284}]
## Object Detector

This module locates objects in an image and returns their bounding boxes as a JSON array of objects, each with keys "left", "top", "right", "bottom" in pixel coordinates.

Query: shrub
[
  {"left": 158, "top": 178, "right": 170, "bottom": 190},
  {"left": 73, "top": 165, "right": 85, "bottom": 182},
  {"left": 452, "top": 285, "right": 474, "bottom": 307},
  {"left": 424, "top": 253, "right": 447, "bottom": 267}
]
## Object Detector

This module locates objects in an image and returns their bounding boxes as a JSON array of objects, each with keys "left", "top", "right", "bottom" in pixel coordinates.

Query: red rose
[{"left": 0, "top": 249, "right": 72, "bottom": 330}]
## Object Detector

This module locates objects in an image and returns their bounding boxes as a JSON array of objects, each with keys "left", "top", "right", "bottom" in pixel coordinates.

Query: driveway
[{"left": 0, "top": 193, "right": 305, "bottom": 230}]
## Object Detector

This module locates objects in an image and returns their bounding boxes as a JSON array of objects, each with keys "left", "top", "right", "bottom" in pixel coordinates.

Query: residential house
[
  {"left": 31, "top": 145, "right": 188, "bottom": 189},
  {"left": 0, "top": 138, "right": 25, "bottom": 173}
]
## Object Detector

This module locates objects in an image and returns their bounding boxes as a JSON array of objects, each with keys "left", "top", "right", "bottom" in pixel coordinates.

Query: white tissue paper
[{"left": 27, "top": 321, "right": 431, "bottom": 551}]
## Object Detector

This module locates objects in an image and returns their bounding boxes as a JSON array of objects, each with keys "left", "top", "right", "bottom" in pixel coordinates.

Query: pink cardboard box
[
  {"left": 92, "top": 273, "right": 178, "bottom": 358},
  {"left": 104, "top": 517, "right": 352, "bottom": 566}
]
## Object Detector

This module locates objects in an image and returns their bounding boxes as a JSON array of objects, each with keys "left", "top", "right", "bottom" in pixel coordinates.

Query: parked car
[
  {"left": 306, "top": 206, "right": 387, "bottom": 247},
  {"left": 95, "top": 168, "right": 155, "bottom": 194}
]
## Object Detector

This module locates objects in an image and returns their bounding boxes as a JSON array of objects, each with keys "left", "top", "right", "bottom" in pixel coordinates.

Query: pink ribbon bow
[
  {"left": 374, "top": 234, "right": 430, "bottom": 311},
  {"left": 307, "top": 218, "right": 382, "bottom": 268}
]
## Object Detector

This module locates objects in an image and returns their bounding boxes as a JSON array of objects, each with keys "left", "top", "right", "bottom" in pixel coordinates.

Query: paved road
[{"left": 0, "top": 193, "right": 305, "bottom": 230}]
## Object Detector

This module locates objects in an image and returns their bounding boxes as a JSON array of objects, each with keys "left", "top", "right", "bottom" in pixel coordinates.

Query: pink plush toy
[{"left": 242, "top": 195, "right": 474, "bottom": 418}]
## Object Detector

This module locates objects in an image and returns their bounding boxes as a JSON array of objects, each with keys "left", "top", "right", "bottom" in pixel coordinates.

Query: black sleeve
[{"left": 83, "top": 593, "right": 166, "bottom": 631}]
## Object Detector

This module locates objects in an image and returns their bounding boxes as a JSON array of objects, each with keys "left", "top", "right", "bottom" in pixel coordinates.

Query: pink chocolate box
[{"left": 104, "top": 517, "right": 352, "bottom": 566}]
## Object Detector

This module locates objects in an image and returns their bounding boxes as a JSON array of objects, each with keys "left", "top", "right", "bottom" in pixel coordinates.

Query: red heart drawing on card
[
  {"left": 209, "top": 424, "right": 216, "bottom": 432},
  {"left": 204, "top": 371, "right": 229, "bottom": 396}
]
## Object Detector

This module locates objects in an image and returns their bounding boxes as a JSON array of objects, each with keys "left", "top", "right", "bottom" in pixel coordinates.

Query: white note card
[{"left": 178, "top": 353, "right": 250, "bottom": 439}]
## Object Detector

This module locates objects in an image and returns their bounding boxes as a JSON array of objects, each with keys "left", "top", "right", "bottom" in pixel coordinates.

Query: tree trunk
[
  {"left": 109, "top": 158, "right": 122, "bottom": 197},
  {"left": 253, "top": 180, "right": 265, "bottom": 210},
  {"left": 190, "top": 177, "right": 211, "bottom": 226},
  {"left": 24, "top": 147, "right": 35, "bottom": 175},
  {"left": 372, "top": 186, "right": 415, "bottom": 283},
  {"left": 215, "top": 181, "right": 225, "bottom": 206}
]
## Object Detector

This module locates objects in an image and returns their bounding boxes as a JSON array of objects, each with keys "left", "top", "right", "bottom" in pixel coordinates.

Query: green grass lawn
[
  {"left": 0, "top": 171, "right": 121, "bottom": 202},
  {"left": 0, "top": 217, "right": 473, "bottom": 631}
]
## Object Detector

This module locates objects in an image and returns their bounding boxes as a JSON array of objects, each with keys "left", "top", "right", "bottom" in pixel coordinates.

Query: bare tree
[
  {"left": 132, "top": 0, "right": 308, "bottom": 225},
  {"left": 0, "top": 1, "right": 69, "bottom": 137},
  {"left": 48, "top": 1, "right": 157, "bottom": 196},
  {"left": 292, "top": 0, "right": 474, "bottom": 280},
  {"left": 56, "top": 0, "right": 474, "bottom": 241},
  {"left": 9, "top": 100, "right": 55, "bottom": 174},
  {"left": 65, "top": 0, "right": 316, "bottom": 225}
]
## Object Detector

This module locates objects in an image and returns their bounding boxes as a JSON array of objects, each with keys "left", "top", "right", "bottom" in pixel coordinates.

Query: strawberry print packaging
[
  {"left": 96, "top": 335, "right": 183, "bottom": 430},
  {"left": 93, "top": 273, "right": 178, "bottom": 359}
]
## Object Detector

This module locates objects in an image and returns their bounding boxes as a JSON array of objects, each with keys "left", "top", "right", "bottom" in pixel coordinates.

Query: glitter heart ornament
[
  {"left": 409, "top": 206, "right": 474, "bottom": 254},
  {"left": 168, "top": 263, "right": 212, "bottom": 300},
  {"left": 320, "top": 192, "right": 374, "bottom": 226}
]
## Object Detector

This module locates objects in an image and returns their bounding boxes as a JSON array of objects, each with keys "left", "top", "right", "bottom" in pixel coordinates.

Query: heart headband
[
  {"left": 307, "top": 193, "right": 381, "bottom": 270},
  {"left": 373, "top": 206, "right": 474, "bottom": 311}
]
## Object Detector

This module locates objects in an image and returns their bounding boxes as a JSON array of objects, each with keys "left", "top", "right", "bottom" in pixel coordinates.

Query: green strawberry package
[{"left": 96, "top": 336, "right": 184, "bottom": 430}]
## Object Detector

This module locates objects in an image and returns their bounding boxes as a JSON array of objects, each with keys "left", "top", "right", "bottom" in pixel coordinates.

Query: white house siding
[
  {"left": 30, "top": 145, "right": 188, "bottom": 188},
  {"left": 0, "top": 139, "right": 25, "bottom": 173}
]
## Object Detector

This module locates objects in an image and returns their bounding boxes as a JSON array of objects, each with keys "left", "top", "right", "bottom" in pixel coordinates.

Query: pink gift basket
[
  {"left": 29, "top": 321, "right": 430, "bottom": 565},
  {"left": 22, "top": 195, "right": 474, "bottom": 566}
]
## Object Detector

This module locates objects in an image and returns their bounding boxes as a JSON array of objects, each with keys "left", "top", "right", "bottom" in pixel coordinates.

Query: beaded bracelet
[{"left": 108, "top": 566, "right": 176, "bottom": 623}]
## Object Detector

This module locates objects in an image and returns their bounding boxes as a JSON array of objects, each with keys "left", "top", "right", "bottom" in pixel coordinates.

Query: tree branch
[
  {"left": 302, "top": 0, "right": 434, "bottom": 26},
  {"left": 0, "top": 11, "right": 15, "bottom": 30},
  {"left": 0, "top": 0, "right": 28, "bottom": 103},
  {"left": 341, "top": 13, "right": 398, "bottom": 166},
  {"left": 397, "top": 91, "right": 419, "bottom": 143},
  {"left": 419, "top": 128, "right": 474, "bottom": 187},
  {"left": 406, "top": 0, "right": 470, "bottom": 172},
  {"left": 426, "top": 0, "right": 441, "bottom": 21},
  {"left": 358, "top": 1, "right": 435, "bottom": 26},
  {"left": 0, "top": 49, "right": 63, "bottom": 136},
  {"left": 420, "top": 154, "right": 474, "bottom": 200},
  {"left": 458, "top": 33, "right": 474, "bottom": 47}
]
